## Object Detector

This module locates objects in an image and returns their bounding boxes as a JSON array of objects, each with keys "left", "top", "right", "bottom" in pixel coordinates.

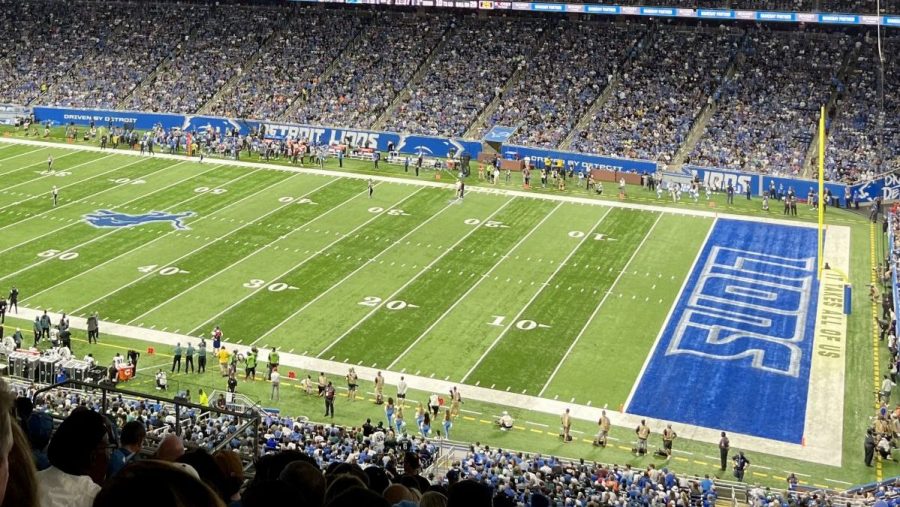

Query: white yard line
[
  {"left": 68, "top": 171, "right": 329, "bottom": 315},
  {"left": 0, "top": 146, "right": 59, "bottom": 175},
  {"left": 0, "top": 153, "right": 118, "bottom": 206},
  {"left": 0, "top": 136, "right": 823, "bottom": 229},
  {"left": 0, "top": 161, "right": 261, "bottom": 284},
  {"left": 132, "top": 181, "right": 398, "bottom": 327},
  {"left": 0, "top": 159, "right": 186, "bottom": 235},
  {"left": 386, "top": 202, "right": 565, "bottom": 370},
  {"left": 461, "top": 207, "right": 613, "bottom": 382},
  {"left": 538, "top": 213, "right": 663, "bottom": 396},
  {"left": 317, "top": 197, "right": 517, "bottom": 358},
  {"left": 245, "top": 189, "right": 462, "bottom": 347},
  {"left": 18, "top": 164, "right": 230, "bottom": 303},
  {"left": 210, "top": 189, "right": 460, "bottom": 345},
  {"left": 622, "top": 218, "right": 718, "bottom": 411}
]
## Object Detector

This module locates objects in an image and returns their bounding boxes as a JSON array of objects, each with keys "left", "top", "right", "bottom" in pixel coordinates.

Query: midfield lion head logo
[{"left": 84, "top": 210, "right": 195, "bottom": 230}]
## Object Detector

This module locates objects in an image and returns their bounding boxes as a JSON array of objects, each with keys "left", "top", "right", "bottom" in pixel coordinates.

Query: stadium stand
[
  {"left": 7, "top": 376, "right": 869, "bottom": 507},
  {"left": 206, "top": 9, "right": 369, "bottom": 121},
  {"left": 688, "top": 30, "right": 850, "bottom": 175},
  {"left": 124, "top": 4, "right": 276, "bottom": 115},
  {"left": 0, "top": 2, "right": 896, "bottom": 183},
  {"left": 382, "top": 16, "right": 538, "bottom": 138},
  {"left": 570, "top": 25, "right": 741, "bottom": 164},
  {"left": 474, "top": 19, "right": 640, "bottom": 149},
  {"left": 293, "top": 12, "right": 449, "bottom": 130}
]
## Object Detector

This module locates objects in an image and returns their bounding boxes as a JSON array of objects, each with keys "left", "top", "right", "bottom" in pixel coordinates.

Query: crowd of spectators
[
  {"left": 823, "top": 38, "right": 898, "bottom": 183},
  {"left": 0, "top": 0, "right": 118, "bottom": 106},
  {"left": 689, "top": 30, "right": 849, "bottom": 175},
  {"left": 39, "top": 4, "right": 203, "bottom": 110},
  {"left": 124, "top": 4, "right": 275, "bottom": 115},
  {"left": 571, "top": 25, "right": 739, "bottom": 164},
  {"left": 295, "top": 13, "right": 449, "bottom": 130},
  {"left": 383, "top": 15, "right": 537, "bottom": 138},
  {"left": 476, "top": 20, "right": 639, "bottom": 149},
  {"left": 207, "top": 9, "right": 368, "bottom": 121}
]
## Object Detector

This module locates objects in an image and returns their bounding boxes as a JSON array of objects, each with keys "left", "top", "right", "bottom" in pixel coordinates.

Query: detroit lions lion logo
[{"left": 84, "top": 210, "right": 195, "bottom": 230}]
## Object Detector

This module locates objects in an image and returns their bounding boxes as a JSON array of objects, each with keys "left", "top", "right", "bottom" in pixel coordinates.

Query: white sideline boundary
[
  {"left": 0, "top": 137, "right": 850, "bottom": 465},
  {"left": 0, "top": 136, "right": 822, "bottom": 228}
]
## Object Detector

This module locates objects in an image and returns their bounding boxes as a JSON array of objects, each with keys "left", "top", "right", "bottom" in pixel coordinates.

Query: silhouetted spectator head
[
  {"left": 154, "top": 433, "right": 185, "bottom": 462},
  {"left": 279, "top": 460, "right": 326, "bottom": 507},
  {"left": 324, "top": 475, "right": 367, "bottom": 505},
  {"left": 448, "top": 480, "right": 493, "bottom": 507},
  {"left": 421, "top": 490, "right": 449, "bottom": 507},
  {"left": 213, "top": 450, "right": 244, "bottom": 503},
  {"left": 177, "top": 448, "right": 228, "bottom": 501},
  {"left": 325, "top": 487, "right": 390, "bottom": 507},
  {"left": 253, "top": 450, "right": 311, "bottom": 483},
  {"left": 46, "top": 407, "right": 111, "bottom": 485},
  {"left": 242, "top": 480, "right": 305, "bottom": 507},
  {"left": 94, "top": 460, "right": 225, "bottom": 507}
]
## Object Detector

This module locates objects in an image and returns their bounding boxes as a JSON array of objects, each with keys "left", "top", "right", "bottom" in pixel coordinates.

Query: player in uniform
[
  {"left": 47, "top": 155, "right": 53, "bottom": 171},
  {"left": 51, "top": 186, "right": 58, "bottom": 207},
  {"left": 346, "top": 367, "right": 358, "bottom": 401},
  {"left": 367, "top": 179, "right": 374, "bottom": 198}
]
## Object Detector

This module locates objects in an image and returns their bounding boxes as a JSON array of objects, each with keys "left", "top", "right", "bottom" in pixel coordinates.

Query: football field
[{"left": 0, "top": 139, "right": 859, "bottom": 470}]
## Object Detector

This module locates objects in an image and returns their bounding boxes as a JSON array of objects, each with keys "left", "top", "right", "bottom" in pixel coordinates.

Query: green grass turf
[{"left": 0, "top": 137, "right": 884, "bottom": 488}]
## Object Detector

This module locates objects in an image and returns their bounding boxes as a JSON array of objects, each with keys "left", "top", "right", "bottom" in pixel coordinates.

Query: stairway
[
  {"left": 196, "top": 29, "right": 280, "bottom": 115},
  {"left": 557, "top": 27, "right": 649, "bottom": 151},
  {"left": 371, "top": 26, "right": 452, "bottom": 131},
  {"left": 277, "top": 16, "right": 375, "bottom": 123},
  {"left": 800, "top": 40, "right": 859, "bottom": 178},
  {"left": 462, "top": 28, "right": 549, "bottom": 140},
  {"left": 669, "top": 34, "right": 747, "bottom": 170}
]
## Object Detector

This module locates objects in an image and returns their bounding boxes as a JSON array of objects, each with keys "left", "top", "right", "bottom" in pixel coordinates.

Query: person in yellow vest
[
  {"left": 561, "top": 408, "right": 572, "bottom": 442},
  {"left": 198, "top": 389, "right": 209, "bottom": 407},
  {"left": 635, "top": 419, "right": 651, "bottom": 455},
  {"left": 217, "top": 348, "right": 230, "bottom": 377}
]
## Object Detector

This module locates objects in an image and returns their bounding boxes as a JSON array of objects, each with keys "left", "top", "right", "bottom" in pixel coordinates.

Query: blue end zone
[{"left": 627, "top": 219, "right": 820, "bottom": 444}]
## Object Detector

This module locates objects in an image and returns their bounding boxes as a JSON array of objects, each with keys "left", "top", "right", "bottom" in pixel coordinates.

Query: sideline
[{"left": 0, "top": 136, "right": 826, "bottom": 228}]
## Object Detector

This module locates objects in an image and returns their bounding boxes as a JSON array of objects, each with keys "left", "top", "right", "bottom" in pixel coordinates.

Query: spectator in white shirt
[
  {"left": 270, "top": 367, "right": 281, "bottom": 401},
  {"left": 36, "top": 408, "right": 112, "bottom": 507}
]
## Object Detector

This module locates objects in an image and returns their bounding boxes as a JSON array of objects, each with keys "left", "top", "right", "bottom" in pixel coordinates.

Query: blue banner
[
  {"left": 852, "top": 174, "right": 900, "bottom": 203},
  {"left": 686, "top": 166, "right": 848, "bottom": 203},
  {"left": 502, "top": 144, "right": 657, "bottom": 174},
  {"left": 627, "top": 219, "right": 820, "bottom": 443}
]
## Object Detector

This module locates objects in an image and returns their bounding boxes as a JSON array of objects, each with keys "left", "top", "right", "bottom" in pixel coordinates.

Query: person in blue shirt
[
  {"left": 55, "top": 368, "right": 67, "bottom": 384},
  {"left": 442, "top": 409, "right": 452, "bottom": 440},
  {"left": 107, "top": 421, "right": 146, "bottom": 478}
]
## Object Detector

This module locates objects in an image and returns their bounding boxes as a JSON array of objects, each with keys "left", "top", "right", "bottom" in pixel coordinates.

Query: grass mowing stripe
[
  {"left": 317, "top": 196, "right": 518, "bottom": 361},
  {"left": 545, "top": 214, "right": 713, "bottom": 406},
  {"left": 128, "top": 180, "right": 383, "bottom": 326},
  {"left": 71, "top": 172, "right": 333, "bottom": 319},
  {"left": 16, "top": 163, "right": 240, "bottom": 304},
  {"left": 244, "top": 192, "right": 497, "bottom": 350},
  {"left": 0, "top": 152, "right": 120, "bottom": 206},
  {"left": 0, "top": 145, "right": 46, "bottom": 164},
  {"left": 459, "top": 206, "right": 614, "bottom": 384},
  {"left": 389, "top": 202, "right": 604, "bottom": 379},
  {"left": 323, "top": 198, "right": 556, "bottom": 368},
  {"left": 463, "top": 208, "right": 658, "bottom": 394},
  {"left": 0, "top": 164, "right": 260, "bottom": 283},
  {"left": 386, "top": 201, "right": 565, "bottom": 370},
  {"left": 238, "top": 192, "right": 502, "bottom": 352},
  {"left": 537, "top": 212, "right": 663, "bottom": 397},
  {"left": 32, "top": 172, "right": 327, "bottom": 314},
  {"left": 205, "top": 188, "right": 455, "bottom": 343},
  {"left": 18, "top": 166, "right": 289, "bottom": 308},
  {"left": 0, "top": 157, "right": 182, "bottom": 236},
  {"left": 170, "top": 183, "right": 419, "bottom": 336},
  {"left": 0, "top": 157, "right": 173, "bottom": 231}
]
